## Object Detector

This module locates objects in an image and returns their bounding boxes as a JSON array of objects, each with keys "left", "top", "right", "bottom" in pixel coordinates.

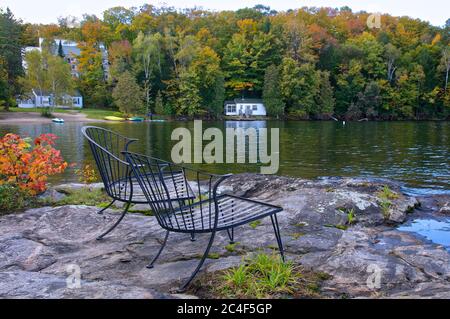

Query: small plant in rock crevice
[
  {"left": 249, "top": 220, "right": 262, "bottom": 229},
  {"left": 347, "top": 209, "right": 356, "bottom": 225},
  {"left": 191, "top": 253, "right": 329, "bottom": 299}
]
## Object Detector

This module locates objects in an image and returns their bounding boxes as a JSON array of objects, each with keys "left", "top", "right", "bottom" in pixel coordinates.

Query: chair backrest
[
  {"left": 82, "top": 126, "right": 137, "bottom": 201},
  {"left": 124, "top": 151, "right": 229, "bottom": 232}
]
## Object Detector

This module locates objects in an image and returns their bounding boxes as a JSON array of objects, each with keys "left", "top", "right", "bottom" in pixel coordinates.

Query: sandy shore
[{"left": 0, "top": 111, "right": 105, "bottom": 124}]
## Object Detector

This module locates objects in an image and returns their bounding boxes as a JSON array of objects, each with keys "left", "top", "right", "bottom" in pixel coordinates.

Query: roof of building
[
  {"left": 225, "top": 98, "right": 264, "bottom": 105},
  {"left": 58, "top": 45, "right": 81, "bottom": 57},
  {"left": 32, "top": 89, "right": 82, "bottom": 97},
  {"left": 32, "top": 89, "right": 52, "bottom": 96}
]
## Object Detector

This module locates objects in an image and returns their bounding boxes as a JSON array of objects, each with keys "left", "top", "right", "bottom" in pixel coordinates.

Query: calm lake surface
[{"left": 1, "top": 121, "right": 449, "bottom": 195}]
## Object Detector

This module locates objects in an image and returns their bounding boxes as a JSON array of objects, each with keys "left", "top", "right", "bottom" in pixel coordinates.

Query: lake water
[
  {"left": 398, "top": 218, "right": 450, "bottom": 251},
  {"left": 1, "top": 120, "right": 449, "bottom": 195}
]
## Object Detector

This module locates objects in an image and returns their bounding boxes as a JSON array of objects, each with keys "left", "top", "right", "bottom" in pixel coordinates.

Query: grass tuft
[
  {"left": 377, "top": 185, "right": 399, "bottom": 201},
  {"left": 192, "top": 253, "right": 329, "bottom": 299}
]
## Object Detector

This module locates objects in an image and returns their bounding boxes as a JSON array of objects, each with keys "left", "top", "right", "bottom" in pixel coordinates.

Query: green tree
[
  {"left": 315, "top": 71, "right": 335, "bottom": 118},
  {"left": 263, "top": 64, "right": 285, "bottom": 118},
  {"left": 347, "top": 81, "right": 381, "bottom": 120},
  {"left": 335, "top": 60, "right": 366, "bottom": 116},
  {"left": 20, "top": 50, "right": 74, "bottom": 112},
  {"left": 190, "top": 46, "right": 224, "bottom": 117},
  {"left": 223, "top": 19, "right": 274, "bottom": 96},
  {"left": 47, "top": 55, "right": 74, "bottom": 108},
  {"left": 112, "top": 71, "right": 143, "bottom": 116},
  {"left": 0, "top": 57, "right": 10, "bottom": 109},
  {"left": 154, "top": 90, "right": 164, "bottom": 115},
  {"left": 347, "top": 32, "right": 384, "bottom": 79},
  {"left": 385, "top": 43, "right": 401, "bottom": 82},
  {"left": 0, "top": 8, "right": 23, "bottom": 101},
  {"left": 439, "top": 46, "right": 450, "bottom": 90},
  {"left": 280, "top": 57, "right": 319, "bottom": 119},
  {"left": 20, "top": 50, "right": 47, "bottom": 98},
  {"left": 175, "top": 70, "right": 202, "bottom": 117},
  {"left": 133, "top": 32, "right": 163, "bottom": 114}
]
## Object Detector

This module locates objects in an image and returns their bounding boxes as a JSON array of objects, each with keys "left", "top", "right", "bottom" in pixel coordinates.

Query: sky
[{"left": 1, "top": 0, "right": 449, "bottom": 27}]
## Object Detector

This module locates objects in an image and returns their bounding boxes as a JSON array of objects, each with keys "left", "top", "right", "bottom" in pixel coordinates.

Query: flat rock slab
[{"left": 1, "top": 174, "right": 450, "bottom": 298}]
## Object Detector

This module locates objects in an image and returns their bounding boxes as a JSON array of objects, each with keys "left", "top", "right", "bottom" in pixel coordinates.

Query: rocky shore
[{"left": 1, "top": 174, "right": 449, "bottom": 299}]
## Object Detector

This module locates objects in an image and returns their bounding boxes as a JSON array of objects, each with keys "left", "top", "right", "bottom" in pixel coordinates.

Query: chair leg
[
  {"left": 147, "top": 231, "right": 170, "bottom": 269},
  {"left": 176, "top": 231, "right": 216, "bottom": 293},
  {"left": 97, "top": 202, "right": 131, "bottom": 240},
  {"left": 227, "top": 228, "right": 235, "bottom": 244},
  {"left": 270, "top": 214, "right": 285, "bottom": 262},
  {"left": 97, "top": 199, "right": 116, "bottom": 215}
]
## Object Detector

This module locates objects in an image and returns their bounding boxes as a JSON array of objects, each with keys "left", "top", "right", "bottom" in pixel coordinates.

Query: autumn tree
[
  {"left": 109, "top": 39, "right": 132, "bottom": 81},
  {"left": 223, "top": 19, "right": 274, "bottom": 96}
]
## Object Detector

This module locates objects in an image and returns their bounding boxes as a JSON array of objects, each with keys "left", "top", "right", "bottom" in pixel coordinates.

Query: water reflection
[{"left": 398, "top": 218, "right": 450, "bottom": 251}]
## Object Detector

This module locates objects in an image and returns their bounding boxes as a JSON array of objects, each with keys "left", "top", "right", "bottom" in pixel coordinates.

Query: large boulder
[{"left": 0, "top": 174, "right": 448, "bottom": 299}]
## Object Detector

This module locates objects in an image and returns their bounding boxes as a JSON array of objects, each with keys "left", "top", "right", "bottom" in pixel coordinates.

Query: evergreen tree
[
  {"left": 58, "top": 40, "right": 65, "bottom": 58},
  {"left": 0, "top": 8, "right": 23, "bottom": 102},
  {"left": 263, "top": 64, "right": 285, "bottom": 118}
]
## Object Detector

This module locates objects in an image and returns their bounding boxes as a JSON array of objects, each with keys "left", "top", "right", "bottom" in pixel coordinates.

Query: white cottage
[
  {"left": 17, "top": 89, "right": 83, "bottom": 108},
  {"left": 224, "top": 99, "right": 267, "bottom": 117}
]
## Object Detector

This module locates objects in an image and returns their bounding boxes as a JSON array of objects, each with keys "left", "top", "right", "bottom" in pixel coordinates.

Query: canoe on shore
[
  {"left": 128, "top": 117, "right": 145, "bottom": 122},
  {"left": 105, "top": 116, "right": 126, "bottom": 122}
]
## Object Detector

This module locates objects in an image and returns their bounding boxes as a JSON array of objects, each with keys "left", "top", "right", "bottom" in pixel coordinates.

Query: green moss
[
  {"left": 294, "top": 222, "right": 308, "bottom": 227},
  {"left": 249, "top": 220, "right": 262, "bottom": 229},
  {"left": 225, "top": 242, "right": 240, "bottom": 253},
  {"left": 208, "top": 253, "right": 221, "bottom": 260},
  {"left": 53, "top": 188, "right": 110, "bottom": 206},
  {"left": 324, "top": 224, "right": 348, "bottom": 231},
  {"left": 291, "top": 232, "right": 305, "bottom": 240},
  {"left": 129, "top": 206, "right": 154, "bottom": 216}
]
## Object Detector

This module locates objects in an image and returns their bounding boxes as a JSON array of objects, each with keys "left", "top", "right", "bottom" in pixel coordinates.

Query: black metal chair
[
  {"left": 82, "top": 126, "right": 195, "bottom": 240},
  {"left": 124, "top": 151, "right": 285, "bottom": 292}
]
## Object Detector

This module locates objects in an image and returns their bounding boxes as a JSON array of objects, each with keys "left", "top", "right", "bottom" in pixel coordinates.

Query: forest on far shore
[{"left": 1, "top": 5, "right": 450, "bottom": 120}]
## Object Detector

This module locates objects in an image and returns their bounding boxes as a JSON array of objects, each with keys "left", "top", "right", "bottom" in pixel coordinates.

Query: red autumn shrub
[{"left": 0, "top": 133, "right": 68, "bottom": 195}]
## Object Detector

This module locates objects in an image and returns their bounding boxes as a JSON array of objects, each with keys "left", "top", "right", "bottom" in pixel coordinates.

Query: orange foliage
[{"left": 0, "top": 133, "right": 68, "bottom": 195}]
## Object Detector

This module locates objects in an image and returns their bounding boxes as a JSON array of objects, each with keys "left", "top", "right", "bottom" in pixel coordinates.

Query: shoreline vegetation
[
  {"left": 1, "top": 6, "right": 450, "bottom": 121},
  {"left": 1, "top": 108, "right": 450, "bottom": 124},
  {"left": 3, "top": 107, "right": 448, "bottom": 126}
]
